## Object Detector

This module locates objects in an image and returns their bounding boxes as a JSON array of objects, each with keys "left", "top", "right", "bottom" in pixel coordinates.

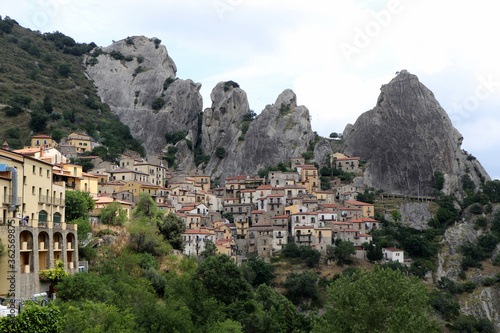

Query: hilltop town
[{"left": 0, "top": 131, "right": 407, "bottom": 300}]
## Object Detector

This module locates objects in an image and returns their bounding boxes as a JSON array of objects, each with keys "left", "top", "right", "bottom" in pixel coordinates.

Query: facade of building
[{"left": 0, "top": 148, "right": 76, "bottom": 300}]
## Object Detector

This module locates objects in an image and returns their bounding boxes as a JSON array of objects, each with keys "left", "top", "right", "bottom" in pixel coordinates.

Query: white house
[
  {"left": 182, "top": 229, "right": 215, "bottom": 256},
  {"left": 382, "top": 247, "right": 404, "bottom": 264}
]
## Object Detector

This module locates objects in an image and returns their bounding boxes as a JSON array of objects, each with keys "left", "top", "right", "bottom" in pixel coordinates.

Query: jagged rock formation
[
  {"left": 84, "top": 36, "right": 202, "bottom": 154},
  {"left": 202, "top": 86, "right": 315, "bottom": 179},
  {"left": 436, "top": 221, "right": 478, "bottom": 281},
  {"left": 202, "top": 82, "right": 250, "bottom": 154},
  {"left": 343, "top": 70, "right": 489, "bottom": 197},
  {"left": 461, "top": 286, "right": 500, "bottom": 331}
]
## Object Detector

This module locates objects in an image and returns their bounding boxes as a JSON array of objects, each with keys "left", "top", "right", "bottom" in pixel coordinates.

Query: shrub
[
  {"left": 137, "top": 56, "right": 144, "bottom": 63},
  {"left": 470, "top": 203, "right": 483, "bottom": 214},
  {"left": 223, "top": 80, "right": 239, "bottom": 91},
  {"left": 151, "top": 97, "right": 165, "bottom": 110},
  {"left": 58, "top": 63, "right": 71, "bottom": 77},
  {"left": 163, "top": 77, "right": 176, "bottom": 90},
  {"left": 110, "top": 50, "right": 125, "bottom": 60},
  {"left": 215, "top": 146, "right": 226, "bottom": 159}
]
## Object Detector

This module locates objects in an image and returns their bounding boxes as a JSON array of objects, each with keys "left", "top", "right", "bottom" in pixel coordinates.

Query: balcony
[
  {"left": 275, "top": 233, "right": 284, "bottom": 238},
  {"left": 3, "top": 195, "right": 22, "bottom": 205},
  {"left": 38, "top": 195, "right": 51, "bottom": 204}
]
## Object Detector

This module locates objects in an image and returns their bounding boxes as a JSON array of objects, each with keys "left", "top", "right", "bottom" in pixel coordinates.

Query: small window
[{"left": 33, "top": 166, "right": 36, "bottom": 174}]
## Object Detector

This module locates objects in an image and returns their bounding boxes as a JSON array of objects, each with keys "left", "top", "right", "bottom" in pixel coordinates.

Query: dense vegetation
[{"left": 0, "top": 17, "right": 144, "bottom": 156}]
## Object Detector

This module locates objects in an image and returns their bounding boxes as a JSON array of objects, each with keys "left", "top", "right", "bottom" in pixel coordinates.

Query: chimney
[
  {"left": 2, "top": 141, "right": 9, "bottom": 150},
  {"left": 40, "top": 147, "right": 43, "bottom": 157}
]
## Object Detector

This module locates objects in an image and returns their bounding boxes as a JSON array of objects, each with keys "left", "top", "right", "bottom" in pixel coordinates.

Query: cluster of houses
[{"left": 1, "top": 133, "right": 405, "bottom": 300}]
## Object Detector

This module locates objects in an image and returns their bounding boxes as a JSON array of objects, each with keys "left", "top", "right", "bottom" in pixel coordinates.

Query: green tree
[
  {"left": 132, "top": 192, "right": 162, "bottom": 219},
  {"left": 128, "top": 218, "right": 171, "bottom": 256},
  {"left": 282, "top": 242, "right": 299, "bottom": 258},
  {"left": 0, "top": 301, "right": 63, "bottom": 333},
  {"left": 299, "top": 245, "right": 321, "bottom": 268},
  {"left": 434, "top": 171, "right": 445, "bottom": 191},
  {"left": 333, "top": 239, "right": 356, "bottom": 266},
  {"left": 196, "top": 255, "right": 253, "bottom": 307},
  {"left": 29, "top": 111, "right": 49, "bottom": 132},
  {"left": 58, "top": 63, "right": 71, "bottom": 77},
  {"left": 60, "top": 300, "right": 137, "bottom": 333},
  {"left": 254, "top": 284, "right": 311, "bottom": 332},
  {"left": 242, "top": 254, "right": 274, "bottom": 288},
  {"left": 284, "top": 271, "right": 318, "bottom": 305},
  {"left": 391, "top": 209, "right": 402, "bottom": 222},
  {"left": 313, "top": 265, "right": 440, "bottom": 333},
  {"left": 98, "top": 201, "right": 128, "bottom": 226},
  {"left": 215, "top": 146, "right": 226, "bottom": 159},
  {"left": 65, "top": 190, "right": 95, "bottom": 221},
  {"left": 462, "top": 174, "right": 476, "bottom": 192},
  {"left": 200, "top": 239, "right": 217, "bottom": 257},
  {"left": 43, "top": 95, "right": 53, "bottom": 113},
  {"left": 329, "top": 132, "right": 338, "bottom": 138},
  {"left": 157, "top": 212, "right": 186, "bottom": 250},
  {"left": 366, "top": 241, "right": 383, "bottom": 261}
]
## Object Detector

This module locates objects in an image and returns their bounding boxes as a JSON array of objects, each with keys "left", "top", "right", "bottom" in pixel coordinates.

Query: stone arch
[
  {"left": 19, "top": 230, "right": 33, "bottom": 273},
  {"left": 38, "top": 231, "right": 50, "bottom": 270}
]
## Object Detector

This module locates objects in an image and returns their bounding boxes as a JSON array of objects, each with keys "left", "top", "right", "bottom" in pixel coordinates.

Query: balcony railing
[{"left": 3, "top": 195, "right": 22, "bottom": 205}]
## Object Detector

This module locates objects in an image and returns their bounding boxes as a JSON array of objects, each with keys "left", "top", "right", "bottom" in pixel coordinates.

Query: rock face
[
  {"left": 202, "top": 85, "right": 315, "bottom": 179},
  {"left": 436, "top": 221, "right": 478, "bottom": 281},
  {"left": 461, "top": 286, "right": 500, "bottom": 331},
  {"left": 343, "top": 70, "right": 489, "bottom": 197},
  {"left": 84, "top": 36, "right": 202, "bottom": 154},
  {"left": 398, "top": 202, "right": 434, "bottom": 230}
]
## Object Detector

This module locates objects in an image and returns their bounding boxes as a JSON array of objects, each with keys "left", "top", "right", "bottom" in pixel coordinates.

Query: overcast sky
[{"left": 3, "top": 0, "right": 499, "bottom": 179}]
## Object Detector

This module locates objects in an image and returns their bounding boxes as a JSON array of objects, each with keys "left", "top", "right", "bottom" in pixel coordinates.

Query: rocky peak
[
  {"left": 274, "top": 89, "right": 297, "bottom": 108},
  {"left": 203, "top": 86, "right": 315, "bottom": 180},
  {"left": 84, "top": 36, "right": 202, "bottom": 154},
  {"left": 202, "top": 82, "right": 249, "bottom": 154},
  {"left": 343, "top": 70, "right": 489, "bottom": 197}
]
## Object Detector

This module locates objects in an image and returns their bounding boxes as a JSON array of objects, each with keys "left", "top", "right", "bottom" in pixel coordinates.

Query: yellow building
[
  {"left": 297, "top": 164, "right": 319, "bottom": 193},
  {"left": 344, "top": 200, "right": 375, "bottom": 218},
  {"left": 92, "top": 196, "right": 132, "bottom": 219},
  {"left": 133, "top": 162, "right": 167, "bottom": 187},
  {"left": 1, "top": 148, "right": 77, "bottom": 299},
  {"left": 67, "top": 132, "right": 92, "bottom": 154},
  {"left": 30, "top": 135, "right": 58, "bottom": 149},
  {"left": 192, "top": 175, "right": 211, "bottom": 191},
  {"left": 125, "top": 180, "right": 161, "bottom": 202},
  {"left": 61, "top": 164, "right": 98, "bottom": 196}
]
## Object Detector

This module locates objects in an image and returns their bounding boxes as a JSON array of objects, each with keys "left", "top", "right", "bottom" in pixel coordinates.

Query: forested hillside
[{"left": 0, "top": 16, "right": 144, "bottom": 156}]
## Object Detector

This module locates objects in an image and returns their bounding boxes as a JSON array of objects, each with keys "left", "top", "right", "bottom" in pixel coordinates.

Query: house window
[
  {"left": 39, "top": 210, "right": 48, "bottom": 222},
  {"left": 53, "top": 213, "right": 61, "bottom": 223}
]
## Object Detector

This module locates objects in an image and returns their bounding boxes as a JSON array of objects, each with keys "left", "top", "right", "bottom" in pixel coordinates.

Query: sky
[{"left": 2, "top": 0, "right": 499, "bottom": 179}]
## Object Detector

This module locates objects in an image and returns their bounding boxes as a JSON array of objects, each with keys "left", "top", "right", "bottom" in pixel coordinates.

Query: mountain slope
[{"left": 0, "top": 16, "right": 144, "bottom": 156}]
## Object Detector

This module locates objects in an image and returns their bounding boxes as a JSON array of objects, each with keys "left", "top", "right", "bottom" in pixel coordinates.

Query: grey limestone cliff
[
  {"left": 342, "top": 70, "right": 489, "bottom": 197},
  {"left": 202, "top": 85, "right": 315, "bottom": 180},
  {"left": 84, "top": 36, "right": 202, "bottom": 154}
]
